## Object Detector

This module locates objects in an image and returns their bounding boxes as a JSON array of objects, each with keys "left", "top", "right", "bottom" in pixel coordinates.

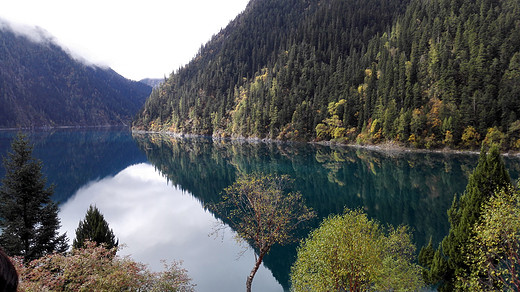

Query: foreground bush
[
  {"left": 11, "top": 241, "right": 195, "bottom": 292},
  {"left": 458, "top": 186, "right": 520, "bottom": 291},
  {"left": 290, "top": 209, "right": 424, "bottom": 291}
]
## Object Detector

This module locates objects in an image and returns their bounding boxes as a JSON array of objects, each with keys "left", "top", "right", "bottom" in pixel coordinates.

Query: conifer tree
[
  {"left": 0, "top": 133, "right": 68, "bottom": 261},
  {"left": 420, "top": 144, "right": 511, "bottom": 291},
  {"left": 73, "top": 205, "right": 118, "bottom": 249}
]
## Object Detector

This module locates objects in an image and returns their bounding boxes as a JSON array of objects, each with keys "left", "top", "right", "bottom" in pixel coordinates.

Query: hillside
[
  {"left": 0, "top": 22, "right": 152, "bottom": 128},
  {"left": 133, "top": 0, "right": 520, "bottom": 149}
]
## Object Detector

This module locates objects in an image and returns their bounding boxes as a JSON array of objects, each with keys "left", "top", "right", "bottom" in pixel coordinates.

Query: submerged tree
[
  {"left": 420, "top": 144, "right": 511, "bottom": 291},
  {"left": 213, "top": 173, "right": 315, "bottom": 292},
  {"left": 0, "top": 133, "right": 68, "bottom": 261},
  {"left": 290, "top": 209, "right": 424, "bottom": 292},
  {"left": 73, "top": 205, "right": 118, "bottom": 250}
]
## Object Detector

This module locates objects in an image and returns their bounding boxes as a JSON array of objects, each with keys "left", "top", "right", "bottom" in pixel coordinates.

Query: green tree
[
  {"left": 459, "top": 185, "right": 520, "bottom": 291},
  {"left": 290, "top": 209, "right": 424, "bottom": 292},
  {"left": 418, "top": 238, "right": 435, "bottom": 284},
  {"left": 421, "top": 144, "right": 511, "bottom": 291},
  {"left": 73, "top": 205, "right": 118, "bottom": 250},
  {"left": 213, "top": 173, "right": 315, "bottom": 292},
  {"left": 0, "top": 133, "right": 68, "bottom": 262}
]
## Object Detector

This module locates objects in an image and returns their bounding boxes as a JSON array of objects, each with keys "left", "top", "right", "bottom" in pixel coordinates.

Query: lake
[{"left": 1, "top": 128, "right": 519, "bottom": 291}]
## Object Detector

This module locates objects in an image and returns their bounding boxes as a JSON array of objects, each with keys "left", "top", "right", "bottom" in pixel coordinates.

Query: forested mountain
[
  {"left": 0, "top": 23, "right": 152, "bottom": 128},
  {"left": 133, "top": 0, "right": 520, "bottom": 149}
]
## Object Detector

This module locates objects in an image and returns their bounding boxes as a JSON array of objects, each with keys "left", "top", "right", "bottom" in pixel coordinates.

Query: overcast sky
[{"left": 0, "top": 0, "right": 250, "bottom": 80}]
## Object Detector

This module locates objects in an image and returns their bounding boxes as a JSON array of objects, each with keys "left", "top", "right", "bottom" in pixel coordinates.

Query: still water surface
[{"left": 1, "top": 128, "right": 520, "bottom": 291}]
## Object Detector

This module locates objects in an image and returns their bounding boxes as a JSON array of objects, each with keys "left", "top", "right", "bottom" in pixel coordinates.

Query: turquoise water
[{"left": 1, "top": 129, "right": 519, "bottom": 291}]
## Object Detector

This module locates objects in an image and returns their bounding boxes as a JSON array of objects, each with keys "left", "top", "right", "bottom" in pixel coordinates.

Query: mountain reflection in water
[
  {"left": 2, "top": 129, "right": 520, "bottom": 291},
  {"left": 59, "top": 163, "right": 282, "bottom": 292}
]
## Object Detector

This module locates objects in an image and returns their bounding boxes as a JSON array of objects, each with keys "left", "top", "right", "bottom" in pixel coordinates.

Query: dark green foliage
[
  {"left": 0, "top": 25, "right": 151, "bottom": 128},
  {"left": 420, "top": 144, "right": 511, "bottom": 290},
  {"left": 73, "top": 205, "right": 118, "bottom": 249},
  {"left": 418, "top": 238, "right": 435, "bottom": 284},
  {"left": 133, "top": 0, "right": 409, "bottom": 138},
  {"left": 133, "top": 0, "right": 520, "bottom": 149},
  {"left": 0, "top": 133, "right": 68, "bottom": 261}
]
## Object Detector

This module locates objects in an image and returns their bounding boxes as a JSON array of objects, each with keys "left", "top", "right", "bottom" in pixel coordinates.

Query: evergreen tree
[
  {"left": 0, "top": 133, "right": 68, "bottom": 261},
  {"left": 73, "top": 205, "right": 118, "bottom": 249},
  {"left": 421, "top": 144, "right": 511, "bottom": 291},
  {"left": 132, "top": 0, "right": 520, "bottom": 150}
]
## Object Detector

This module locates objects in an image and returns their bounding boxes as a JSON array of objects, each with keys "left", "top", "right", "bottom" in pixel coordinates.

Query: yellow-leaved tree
[
  {"left": 458, "top": 185, "right": 520, "bottom": 291},
  {"left": 212, "top": 173, "right": 315, "bottom": 292},
  {"left": 290, "top": 209, "right": 424, "bottom": 292}
]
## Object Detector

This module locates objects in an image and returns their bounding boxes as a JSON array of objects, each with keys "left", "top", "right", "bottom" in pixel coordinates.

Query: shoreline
[
  {"left": 0, "top": 125, "right": 130, "bottom": 132},
  {"left": 132, "top": 130, "right": 520, "bottom": 158}
]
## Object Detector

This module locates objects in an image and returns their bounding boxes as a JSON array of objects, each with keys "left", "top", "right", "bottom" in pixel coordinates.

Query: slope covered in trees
[
  {"left": 133, "top": 0, "right": 520, "bottom": 149},
  {"left": 0, "top": 21, "right": 152, "bottom": 128}
]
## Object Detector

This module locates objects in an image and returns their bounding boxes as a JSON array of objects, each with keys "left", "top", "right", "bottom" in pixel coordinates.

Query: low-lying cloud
[
  {"left": 0, "top": 17, "right": 108, "bottom": 69},
  {"left": 0, "top": 17, "right": 54, "bottom": 44}
]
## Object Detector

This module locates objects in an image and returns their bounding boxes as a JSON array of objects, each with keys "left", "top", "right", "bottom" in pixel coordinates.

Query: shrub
[{"left": 12, "top": 242, "right": 195, "bottom": 292}]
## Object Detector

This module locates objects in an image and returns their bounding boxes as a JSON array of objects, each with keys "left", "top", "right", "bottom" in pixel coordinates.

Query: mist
[{"left": 0, "top": 17, "right": 109, "bottom": 69}]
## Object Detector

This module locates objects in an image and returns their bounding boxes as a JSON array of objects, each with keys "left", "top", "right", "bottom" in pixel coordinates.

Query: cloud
[
  {"left": 0, "top": 17, "right": 54, "bottom": 44},
  {"left": 0, "top": 0, "right": 250, "bottom": 80},
  {"left": 0, "top": 16, "right": 108, "bottom": 69}
]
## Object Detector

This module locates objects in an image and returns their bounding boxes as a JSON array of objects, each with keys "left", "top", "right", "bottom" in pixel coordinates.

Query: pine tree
[
  {"left": 0, "top": 133, "right": 68, "bottom": 261},
  {"left": 420, "top": 144, "right": 511, "bottom": 291},
  {"left": 73, "top": 205, "right": 118, "bottom": 249}
]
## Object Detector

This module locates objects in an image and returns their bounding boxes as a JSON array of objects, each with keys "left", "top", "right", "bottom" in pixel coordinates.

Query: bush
[
  {"left": 11, "top": 241, "right": 195, "bottom": 292},
  {"left": 290, "top": 209, "right": 424, "bottom": 292}
]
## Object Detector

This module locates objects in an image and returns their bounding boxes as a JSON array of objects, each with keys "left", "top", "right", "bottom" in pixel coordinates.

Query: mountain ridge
[
  {"left": 0, "top": 20, "right": 152, "bottom": 128},
  {"left": 133, "top": 0, "right": 520, "bottom": 150}
]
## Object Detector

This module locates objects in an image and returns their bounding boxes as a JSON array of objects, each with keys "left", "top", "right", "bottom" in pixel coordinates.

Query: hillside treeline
[
  {"left": 0, "top": 26, "right": 151, "bottom": 128},
  {"left": 133, "top": 0, "right": 520, "bottom": 149}
]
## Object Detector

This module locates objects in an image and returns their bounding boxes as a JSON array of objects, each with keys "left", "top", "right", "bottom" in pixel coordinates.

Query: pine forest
[{"left": 133, "top": 0, "right": 520, "bottom": 150}]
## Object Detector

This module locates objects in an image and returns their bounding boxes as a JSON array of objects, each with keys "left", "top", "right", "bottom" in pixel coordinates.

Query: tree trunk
[{"left": 246, "top": 248, "right": 267, "bottom": 292}]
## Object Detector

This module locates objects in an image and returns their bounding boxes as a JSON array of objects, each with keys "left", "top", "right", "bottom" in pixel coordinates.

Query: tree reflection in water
[{"left": 133, "top": 133, "right": 520, "bottom": 290}]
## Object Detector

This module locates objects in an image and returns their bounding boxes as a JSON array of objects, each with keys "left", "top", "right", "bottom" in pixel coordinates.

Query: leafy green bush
[{"left": 290, "top": 209, "right": 424, "bottom": 291}]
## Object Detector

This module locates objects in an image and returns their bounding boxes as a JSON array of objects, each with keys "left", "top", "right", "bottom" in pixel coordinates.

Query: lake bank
[{"left": 132, "top": 130, "right": 520, "bottom": 158}]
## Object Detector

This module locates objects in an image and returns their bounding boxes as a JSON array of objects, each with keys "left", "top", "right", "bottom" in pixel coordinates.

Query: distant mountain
[
  {"left": 0, "top": 21, "right": 152, "bottom": 128},
  {"left": 133, "top": 0, "right": 520, "bottom": 149},
  {"left": 139, "top": 78, "right": 164, "bottom": 89}
]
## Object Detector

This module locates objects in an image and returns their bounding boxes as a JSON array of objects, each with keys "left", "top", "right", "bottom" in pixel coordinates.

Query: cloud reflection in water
[{"left": 59, "top": 163, "right": 282, "bottom": 292}]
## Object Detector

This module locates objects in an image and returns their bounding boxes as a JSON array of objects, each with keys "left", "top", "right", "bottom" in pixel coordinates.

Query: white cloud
[
  {"left": 0, "top": 0, "right": 250, "bottom": 80},
  {"left": 0, "top": 17, "right": 110, "bottom": 69},
  {"left": 0, "top": 18, "right": 55, "bottom": 44}
]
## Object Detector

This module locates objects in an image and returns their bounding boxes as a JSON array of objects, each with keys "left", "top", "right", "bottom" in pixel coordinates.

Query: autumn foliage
[
  {"left": 10, "top": 241, "right": 195, "bottom": 292},
  {"left": 213, "top": 173, "right": 315, "bottom": 292}
]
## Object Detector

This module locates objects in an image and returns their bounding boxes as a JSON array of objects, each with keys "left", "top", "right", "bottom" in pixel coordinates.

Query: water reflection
[
  {"left": 132, "top": 133, "right": 520, "bottom": 289},
  {"left": 0, "top": 128, "right": 147, "bottom": 202},
  {"left": 3, "top": 129, "right": 520, "bottom": 291},
  {"left": 59, "top": 163, "right": 282, "bottom": 292}
]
